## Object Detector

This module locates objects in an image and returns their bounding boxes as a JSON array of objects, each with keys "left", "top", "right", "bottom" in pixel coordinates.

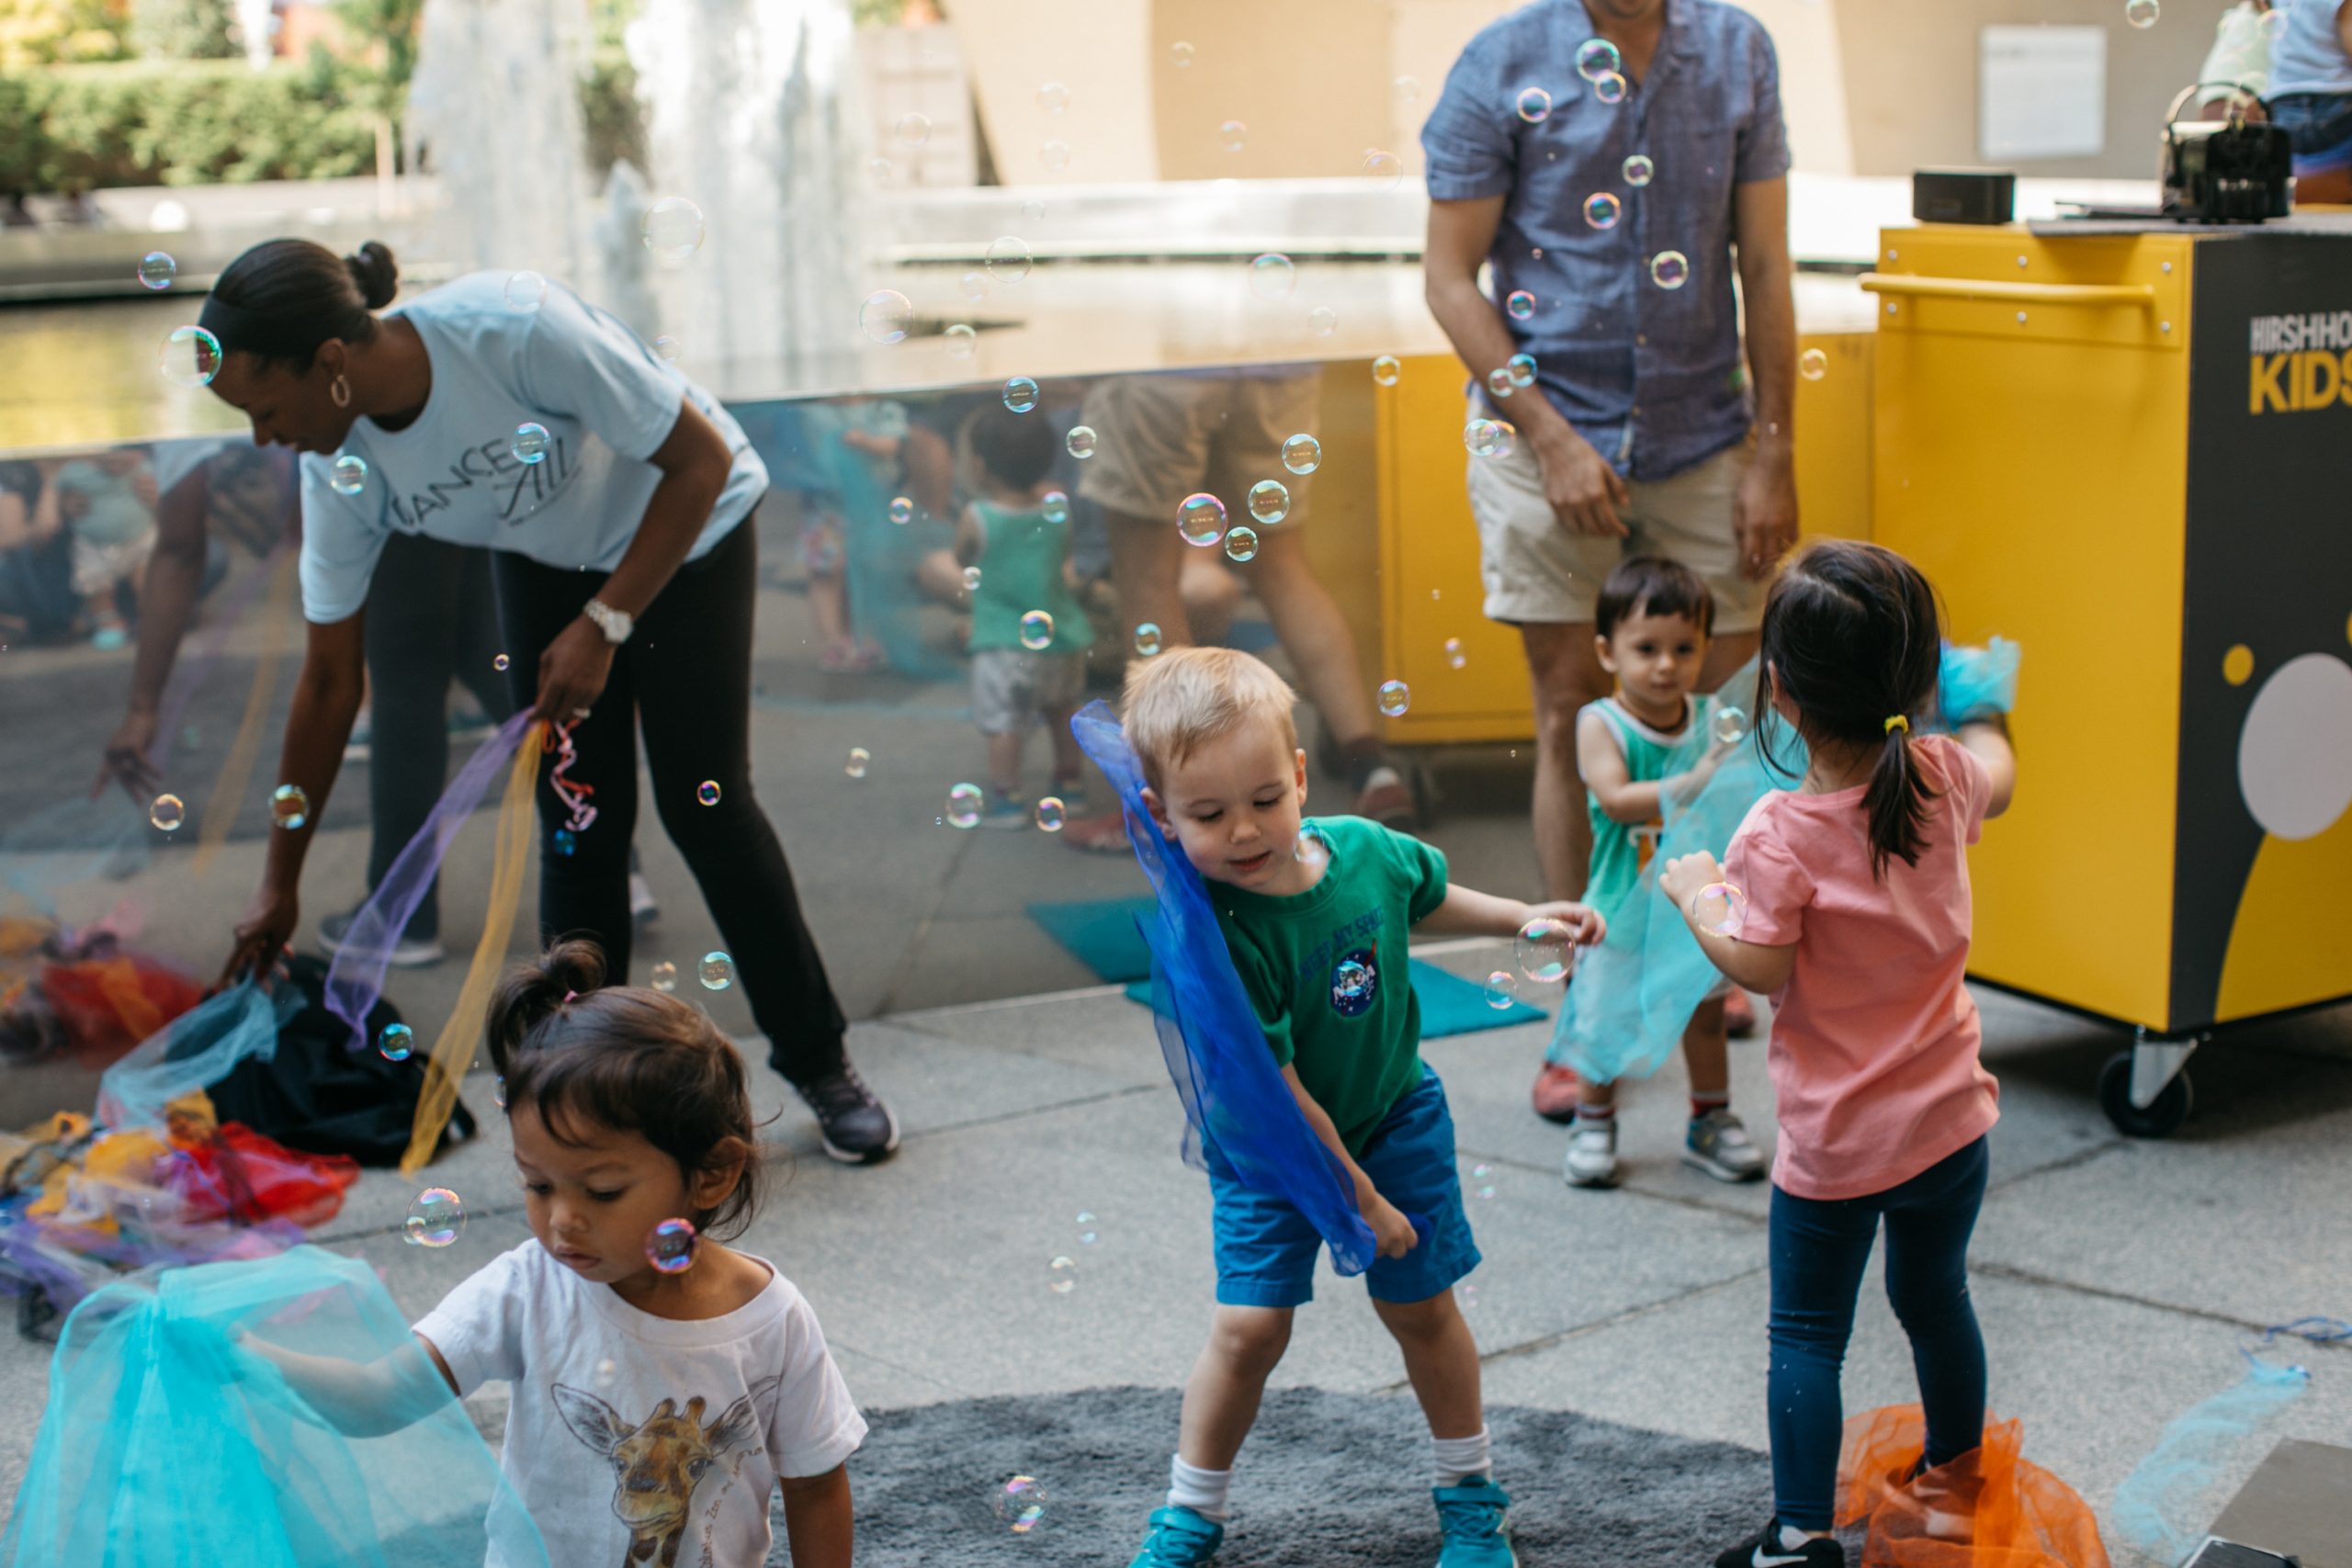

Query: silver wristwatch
[{"left": 582, "top": 597, "right": 635, "bottom": 645}]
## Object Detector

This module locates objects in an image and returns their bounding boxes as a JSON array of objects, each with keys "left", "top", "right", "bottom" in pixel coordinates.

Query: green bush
[{"left": 0, "top": 60, "right": 376, "bottom": 189}]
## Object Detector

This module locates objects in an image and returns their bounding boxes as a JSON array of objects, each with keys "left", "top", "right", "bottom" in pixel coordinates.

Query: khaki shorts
[
  {"left": 1075, "top": 372, "right": 1318, "bottom": 525},
  {"left": 72, "top": 532, "right": 154, "bottom": 599},
  {"left": 1464, "top": 424, "right": 1766, "bottom": 633},
  {"left": 971, "top": 646, "right": 1086, "bottom": 735}
]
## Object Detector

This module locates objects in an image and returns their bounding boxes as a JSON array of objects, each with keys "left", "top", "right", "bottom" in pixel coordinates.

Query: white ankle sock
[
  {"left": 1431, "top": 1427, "right": 1492, "bottom": 1487},
  {"left": 1777, "top": 1521, "right": 1825, "bottom": 1550},
  {"left": 1167, "top": 1457, "right": 1231, "bottom": 1521}
]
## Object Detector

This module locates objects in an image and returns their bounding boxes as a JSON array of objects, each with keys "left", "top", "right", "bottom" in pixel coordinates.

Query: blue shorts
[
  {"left": 1205, "top": 1068, "right": 1481, "bottom": 1309},
  {"left": 2273, "top": 92, "right": 2352, "bottom": 175}
]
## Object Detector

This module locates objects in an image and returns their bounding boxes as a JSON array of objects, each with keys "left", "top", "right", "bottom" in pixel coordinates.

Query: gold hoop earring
[{"left": 331, "top": 374, "right": 352, "bottom": 409}]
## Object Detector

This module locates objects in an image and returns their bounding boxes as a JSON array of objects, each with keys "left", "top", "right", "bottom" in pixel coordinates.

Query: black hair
[
  {"left": 484, "top": 939, "right": 764, "bottom": 1240},
  {"left": 202, "top": 239, "right": 399, "bottom": 372},
  {"left": 1596, "top": 553, "right": 1714, "bottom": 639},
  {"left": 960, "top": 400, "right": 1058, "bottom": 490},
  {"left": 1757, "top": 539, "right": 1944, "bottom": 880}
]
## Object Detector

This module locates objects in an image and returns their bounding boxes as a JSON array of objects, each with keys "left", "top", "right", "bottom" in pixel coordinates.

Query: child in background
[
  {"left": 805, "top": 396, "right": 910, "bottom": 673},
  {"left": 1555, "top": 556, "right": 1764, "bottom": 1189},
  {"left": 52, "top": 452, "right": 159, "bottom": 649},
  {"left": 1117, "top": 647, "right": 1601, "bottom": 1568},
  {"left": 1656, "top": 540, "right": 2018, "bottom": 1568},
  {"left": 955, "top": 400, "right": 1093, "bottom": 829},
  {"left": 255, "top": 941, "right": 863, "bottom": 1568}
]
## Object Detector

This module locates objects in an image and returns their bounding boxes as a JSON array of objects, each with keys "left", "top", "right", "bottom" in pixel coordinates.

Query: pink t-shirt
[{"left": 1723, "top": 734, "right": 2000, "bottom": 1201}]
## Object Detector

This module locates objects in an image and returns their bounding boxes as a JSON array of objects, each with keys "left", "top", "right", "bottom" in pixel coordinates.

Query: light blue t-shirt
[
  {"left": 2267, "top": 0, "right": 2352, "bottom": 97},
  {"left": 297, "top": 272, "right": 766, "bottom": 624}
]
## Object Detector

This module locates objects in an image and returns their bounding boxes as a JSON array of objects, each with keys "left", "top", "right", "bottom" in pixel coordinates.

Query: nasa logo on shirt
[{"left": 1329, "top": 947, "right": 1379, "bottom": 1017}]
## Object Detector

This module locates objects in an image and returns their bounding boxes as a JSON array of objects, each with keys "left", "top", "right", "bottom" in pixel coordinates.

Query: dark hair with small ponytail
[
  {"left": 202, "top": 238, "right": 399, "bottom": 372},
  {"left": 1756, "top": 540, "right": 1944, "bottom": 880},
  {"left": 484, "top": 939, "right": 767, "bottom": 1239}
]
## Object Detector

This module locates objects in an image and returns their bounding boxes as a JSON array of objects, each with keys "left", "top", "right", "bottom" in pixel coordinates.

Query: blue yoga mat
[{"left": 1028, "top": 895, "right": 1547, "bottom": 1037}]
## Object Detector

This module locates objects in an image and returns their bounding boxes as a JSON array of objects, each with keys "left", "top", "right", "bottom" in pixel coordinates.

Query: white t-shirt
[
  {"left": 413, "top": 1242, "right": 865, "bottom": 1568},
  {"left": 297, "top": 271, "right": 767, "bottom": 624}
]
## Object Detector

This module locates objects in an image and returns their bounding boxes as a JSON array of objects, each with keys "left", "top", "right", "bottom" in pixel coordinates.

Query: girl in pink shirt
[{"left": 1657, "top": 540, "right": 2018, "bottom": 1568}]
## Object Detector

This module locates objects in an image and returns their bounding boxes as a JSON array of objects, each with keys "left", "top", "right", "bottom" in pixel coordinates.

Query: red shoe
[
  {"left": 1532, "top": 1063, "right": 1582, "bottom": 1123},
  {"left": 1724, "top": 988, "right": 1758, "bottom": 1038}
]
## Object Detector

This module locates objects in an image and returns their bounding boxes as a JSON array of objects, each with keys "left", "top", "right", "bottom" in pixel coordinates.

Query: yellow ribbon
[
  {"left": 400, "top": 723, "right": 543, "bottom": 1175},
  {"left": 189, "top": 547, "right": 299, "bottom": 877}
]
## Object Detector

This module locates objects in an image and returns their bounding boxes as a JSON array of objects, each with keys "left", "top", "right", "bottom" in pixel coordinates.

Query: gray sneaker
[{"left": 1683, "top": 1109, "right": 1766, "bottom": 1182}]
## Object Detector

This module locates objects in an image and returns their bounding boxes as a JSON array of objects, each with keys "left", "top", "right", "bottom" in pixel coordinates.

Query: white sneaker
[{"left": 1563, "top": 1119, "right": 1620, "bottom": 1188}]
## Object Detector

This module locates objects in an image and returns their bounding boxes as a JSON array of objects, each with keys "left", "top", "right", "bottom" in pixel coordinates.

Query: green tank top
[
  {"left": 1581, "top": 694, "right": 1713, "bottom": 922},
  {"left": 967, "top": 499, "right": 1095, "bottom": 654}
]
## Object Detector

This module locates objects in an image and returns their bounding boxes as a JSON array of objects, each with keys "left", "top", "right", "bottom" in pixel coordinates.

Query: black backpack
[{"left": 202, "top": 954, "right": 478, "bottom": 1167}]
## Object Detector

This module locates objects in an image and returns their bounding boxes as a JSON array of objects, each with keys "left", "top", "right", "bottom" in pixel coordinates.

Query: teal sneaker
[
  {"left": 1432, "top": 1473, "right": 1516, "bottom": 1567},
  {"left": 1127, "top": 1504, "right": 1223, "bottom": 1566}
]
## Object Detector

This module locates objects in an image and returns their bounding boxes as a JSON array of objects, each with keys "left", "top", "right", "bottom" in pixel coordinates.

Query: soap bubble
[
  {"left": 1650, "top": 251, "right": 1690, "bottom": 289},
  {"left": 888, "top": 495, "right": 914, "bottom": 525},
  {"left": 404, "top": 1188, "right": 465, "bottom": 1247},
  {"left": 870, "top": 156, "right": 895, "bottom": 186},
  {"left": 511, "top": 423, "right": 551, "bottom": 465},
  {"left": 1019, "top": 610, "right": 1056, "bottom": 650},
  {"left": 1623, "top": 153, "right": 1655, "bottom": 186},
  {"left": 946, "top": 783, "right": 984, "bottom": 829},
  {"left": 1247, "top": 479, "right": 1291, "bottom": 525},
  {"left": 1177, "top": 493, "right": 1227, "bottom": 547},
  {"left": 503, "top": 270, "right": 548, "bottom": 310},
  {"left": 961, "top": 270, "right": 990, "bottom": 301},
  {"left": 962, "top": 566, "right": 981, "bottom": 592},
  {"left": 1135, "top": 623, "right": 1164, "bottom": 657},
  {"left": 329, "top": 455, "right": 368, "bottom": 495},
  {"left": 1372, "top": 355, "right": 1402, "bottom": 387},
  {"left": 1039, "top": 140, "right": 1071, "bottom": 172},
  {"left": 1394, "top": 73, "right": 1422, "bottom": 105},
  {"left": 1444, "top": 637, "right": 1466, "bottom": 669},
  {"left": 846, "top": 747, "right": 871, "bottom": 779},
  {"left": 654, "top": 333, "right": 682, "bottom": 362},
  {"left": 493, "top": 653, "right": 510, "bottom": 672},
  {"left": 1472, "top": 1163, "right": 1497, "bottom": 1200},
  {"left": 1486, "top": 971, "right": 1517, "bottom": 1009},
  {"left": 1047, "top": 1257, "right": 1076, "bottom": 1293},
  {"left": 1309, "top": 306, "right": 1338, "bottom": 335},
  {"left": 860, "top": 289, "right": 913, "bottom": 344},
  {"left": 895, "top": 111, "right": 932, "bottom": 146},
  {"left": 1691, "top": 883, "right": 1749, "bottom": 936},
  {"left": 997, "top": 1474, "right": 1049, "bottom": 1532},
  {"left": 270, "top": 784, "right": 310, "bottom": 830},
  {"left": 1712, "top": 705, "right": 1749, "bottom": 746},
  {"left": 1515, "top": 917, "right": 1575, "bottom": 983},
  {"left": 1224, "top": 525, "right": 1261, "bottom": 563},
  {"left": 1281, "top": 433, "right": 1322, "bottom": 475},
  {"left": 1487, "top": 367, "right": 1515, "bottom": 399},
  {"left": 1464, "top": 418, "right": 1516, "bottom": 459},
  {"left": 1584, "top": 192, "right": 1623, "bottom": 230},
  {"left": 1800, "top": 347, "right": 1827, "bottom": 381},
  {"left": 149, "top": 794, "right": 185, "bottom": 832},
  {"left": 1037, "top": 80, "right": 1070, "bottom": 112},
  {"left": 378, "top": 1022, "right": 413, "bottom": 1062},
  {"left": 944, "top": 322, "right": 977, "bottom": 357},
  {"left": 1249, "top": 253, "right": 1296, "bottom": 300},
  {"left": 1039, "top": 491, "right": 1069, "bottom": 526},
  {"left": 1576, "top": 38, "right": 1623, "bottom": 80},
  {"left": 1507, "top": 351, "right": 1538, "bottom": 388},
  {"left": 1219, "top": 119, "right": 1248, "bottom": 152},
  {"left": 1035, "top": 796, "right": 1067, "bottom": 832},
  {"left": 2125, "top": 0, "right": 2158, "bottom": 27},
  {"left": 552, "top": 828, "right": 575, "bottom": 856},
  {"left": 696, "top": 780, "right": 721, "bottom": 807},
  {"left": 493, "top": 1077, "right": 507, "bottom": 1109},
  {"left": 985, "top": 236, "right": 1033, "bottom": 281},
  {"left": 1002, "top": 377, "right": 1039, "bottom": 413},
  {"left": 137, "top": 251, "right": 176, "bottom": 290},
  {"left": 650, "top": 960, "right": 678, "bottom": 991},
  {"left": 1592, "top": 70, "right": 1628, "bottom": 105},
  {"left": 640, "top": 197, "right": 706, "bottom": 259},
  {"left": 1363, "top": 149, "right": 1403, "bottom": 189},
  {"left": 697, "top": 951, "right": 734, "bottom": 989},
  {"left": 1516, "top": 86, "right": 1552, "bottom": 122},
  {"left": 1066, "top": 425, "right": 1098, "bottom": 458},
  {"left": 1506, "top": 289, "right": 1536, "bottom": 321},
  {"left": 158, "top": 324, "right": 221, "bottom": 388},
  {"left": 1170, "top": 39, "right": 1194, "bottom": 66},
  {"left": 1377, "top": 680, "right": 1410, "bottom": 717},
  {"left": 646, "top": 1217, "right": 698, "bottom": 1274}
]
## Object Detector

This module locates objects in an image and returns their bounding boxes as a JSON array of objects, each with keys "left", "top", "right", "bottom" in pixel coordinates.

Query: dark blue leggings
[{"left": 1767, "top": 1135, "right": 1989, "bottom": 1530}]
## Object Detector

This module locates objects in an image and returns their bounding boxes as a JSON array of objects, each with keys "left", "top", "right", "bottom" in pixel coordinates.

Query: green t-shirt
[
  {"left": 1580, "top": 694, "right": 1713, "bottom": 923},
  {"left": 967, "top": 498, "right": 1094, "bottom": 654},
  {"left": 1212, "top": 816, "right": 1449, "bottom": 1155}
]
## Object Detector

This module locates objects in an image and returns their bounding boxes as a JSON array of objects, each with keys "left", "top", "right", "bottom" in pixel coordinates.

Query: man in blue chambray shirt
[{"left": 1421, "top": 0, "right": 1799, "bottom": 1121}]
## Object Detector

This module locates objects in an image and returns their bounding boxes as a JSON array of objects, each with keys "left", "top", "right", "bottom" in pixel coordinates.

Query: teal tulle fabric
[
  {"left": 2, "top": 1245, "right": 548, "bottom": 1567},
  {"left": 96, "top": 979, "right": 298, "bottom": 1131},
  {"left": 1938, "top": 637, "right": 2021, "bottom": 726}
]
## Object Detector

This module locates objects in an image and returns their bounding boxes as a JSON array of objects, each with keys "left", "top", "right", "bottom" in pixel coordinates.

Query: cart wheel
[{"left": 2098, "top": 1050, "right": 2193, "bottom": 1137}]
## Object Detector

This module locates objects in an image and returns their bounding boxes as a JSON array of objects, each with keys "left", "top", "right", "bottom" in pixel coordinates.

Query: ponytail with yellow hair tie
[{"left": 1884, "top": 715, "right": 1909, "bottom": 736}]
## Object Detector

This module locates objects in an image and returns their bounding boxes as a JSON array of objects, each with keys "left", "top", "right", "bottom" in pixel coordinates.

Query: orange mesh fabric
[{"left": 1836, "top": 1404, "right": 2110, "bottom": 1568}]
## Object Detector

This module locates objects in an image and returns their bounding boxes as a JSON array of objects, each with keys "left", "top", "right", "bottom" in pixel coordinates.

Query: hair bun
[
  {"left": 484, "top": 938, "right": 609, "bottom": 1071},
  {"left": 345, "top": 241, "right": 400, "bottom": 310}
]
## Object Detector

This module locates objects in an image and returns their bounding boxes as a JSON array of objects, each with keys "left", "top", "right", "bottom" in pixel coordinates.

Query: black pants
[
  {"left": 365, "top": 532, "right": 514, "bottom": 941},
  {"left": 491, "top": 516, "right": 848, "bottom": 1082}
]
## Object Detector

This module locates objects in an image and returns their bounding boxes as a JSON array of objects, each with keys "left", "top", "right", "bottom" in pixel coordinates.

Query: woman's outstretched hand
[
  {"left": 533, "top": 617, "right": 616, "bottom": 725},
  {"left": 221, "top": 883, "right": 300, "bottom": 987}
]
